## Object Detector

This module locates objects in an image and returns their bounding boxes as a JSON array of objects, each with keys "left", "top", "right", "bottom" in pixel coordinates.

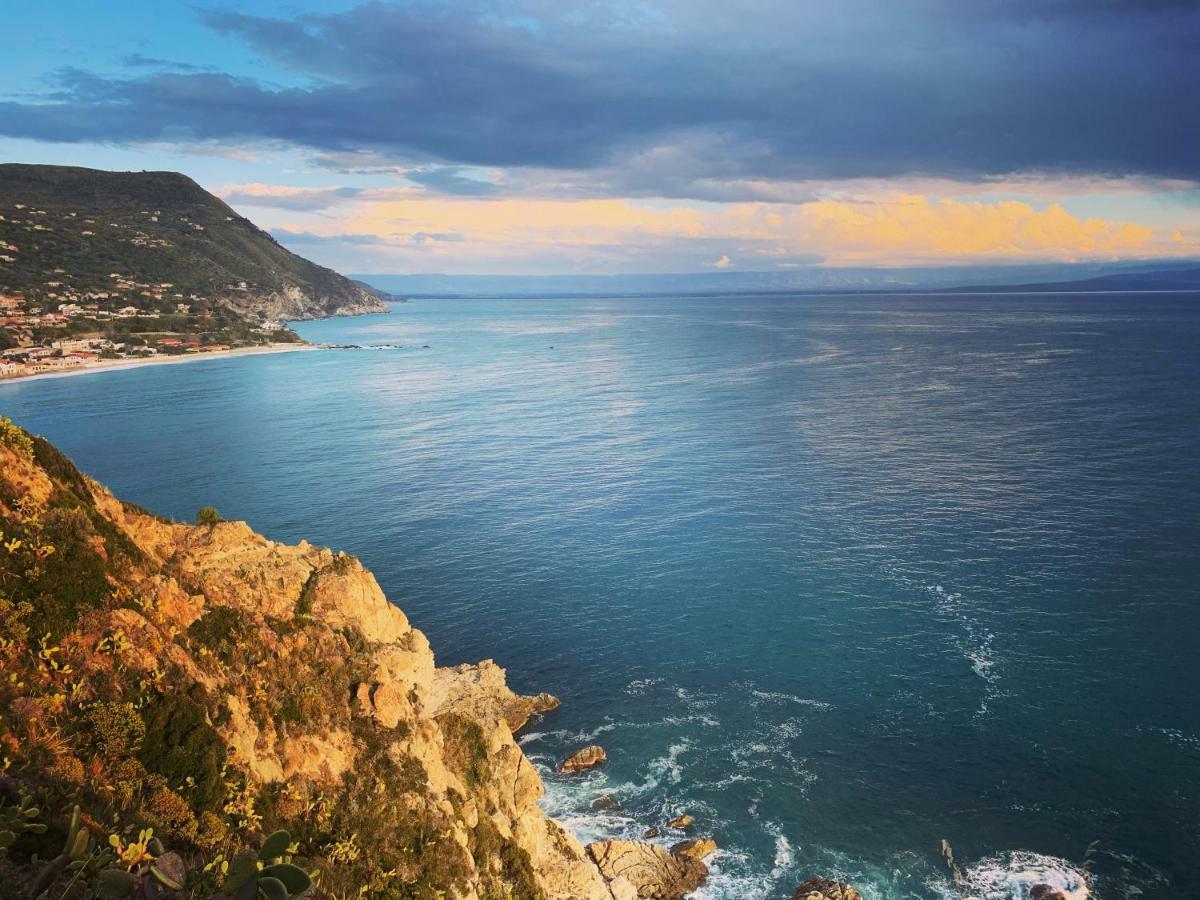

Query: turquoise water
[{"left": 3, "top": 294, "right": 1199, "bottom": 899}]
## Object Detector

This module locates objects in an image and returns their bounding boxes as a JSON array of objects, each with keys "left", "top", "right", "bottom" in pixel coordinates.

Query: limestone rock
[
  {"left": 431, "top": 660, "right": 559, "bottom": 732},
  {"left": 560, "top": 745, "right": 608, "bottom": 772},
  {"left": 587, "top": 840, "right": 708, "bottom": 899},
  {"left": 667, "top": 814, "right": 694, "bottom": 830},
  {"left": 671, "top": 838, "right": 717, "bottom": 861},
  {"left": 791, "top": 876, "right": 864, "bottom": 900}
]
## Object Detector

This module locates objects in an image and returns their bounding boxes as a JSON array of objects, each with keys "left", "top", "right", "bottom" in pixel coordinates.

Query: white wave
[
  {"left": 953, "top": 850, "right": 1090, "bottom": 900},
  {"left": 624, "top": 677, "right": 665, "bottom": 695},
  {"left": 749, "top": 689, "right": 833, "bottom": 711},
  {"left": 646, "top": 739, "right": 692, "bottom": 785}
]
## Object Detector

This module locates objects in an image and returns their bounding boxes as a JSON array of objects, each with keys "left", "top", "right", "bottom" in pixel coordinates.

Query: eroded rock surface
[
  {"left": 560, "top": 744, "right": 608, "bottom": 772},
  {"left": 792, "top": 876, "right": 864, "bottom": 900},
  {"left": 587, "top": 839, "right": 708, "bottom": 899}
]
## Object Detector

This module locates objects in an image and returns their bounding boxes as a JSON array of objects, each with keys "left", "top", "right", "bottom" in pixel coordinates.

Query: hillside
[
  {"left": 944, "top": 264, "right": 1200, "bottom": 294},
  {"left": 0, "top": 164, "right": 387, "bottom": 322},
  {"left": 0, "top": 420, "right": 871, "bottom": 900}
]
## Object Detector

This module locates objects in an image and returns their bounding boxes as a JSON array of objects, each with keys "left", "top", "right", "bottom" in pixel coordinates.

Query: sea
[{"left": 3, "top": 292, "right": 1198, "bottom": 899}]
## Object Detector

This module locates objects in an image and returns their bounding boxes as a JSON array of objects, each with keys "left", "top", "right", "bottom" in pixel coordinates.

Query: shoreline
[{"left": 0, "top": 342, "right": 317, "bottom": 386}]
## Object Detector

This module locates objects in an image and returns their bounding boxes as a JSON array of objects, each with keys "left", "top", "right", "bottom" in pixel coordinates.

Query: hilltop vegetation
[{"left": 0, "top": 164, "right": 388, "bottom": 322}]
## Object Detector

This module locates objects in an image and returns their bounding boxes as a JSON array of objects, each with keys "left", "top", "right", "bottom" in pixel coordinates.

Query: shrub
[
  {"left": 138, "top": 693, "right": 226, "bottom": 812},
  {"left": 436, "top": 713, "right": 489, "bottom": 789},
  {"left": 195, "top": 506, "right": 221, "bottom": 526},
  {"left": 186, "top": 606, "right": 246, "bottom": 667},
  {"left": 0, "top": 417, "right": 33, "bottom": 460},
  {"left": 86, "top": 701, "right": 145, "bottom": 760}
]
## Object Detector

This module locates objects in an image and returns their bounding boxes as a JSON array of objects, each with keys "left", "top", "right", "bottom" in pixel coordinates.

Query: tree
[{"left": 195, "top": 506, "right": 221, "bottom": 526}]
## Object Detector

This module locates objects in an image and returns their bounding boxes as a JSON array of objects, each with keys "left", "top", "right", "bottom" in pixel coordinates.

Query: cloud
[
  {"left": 271, "top": 227, "right": 464, "bottom": 246},
  {"left": 766, "top": 195, "right": 1158, "bottom": 264},
  {"left": 122, "top": 54, "right": 212, "bottom": 73},
  {"left": 249, "top": 186, "right": 1189, "bottom": 274},
  {"left": 404, "top": 166, "right": 501, "bottom": 197},
  {"left": 1, "top": 1, "right": 1196, "bottom": 186},
  {"left": 217, "top": 183, "right": 364, "bottom": 211}
]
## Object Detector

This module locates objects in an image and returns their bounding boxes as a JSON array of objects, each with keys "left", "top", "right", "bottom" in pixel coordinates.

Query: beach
[{"left": 0, "top": 342, "right": 317, "bottom": 385}]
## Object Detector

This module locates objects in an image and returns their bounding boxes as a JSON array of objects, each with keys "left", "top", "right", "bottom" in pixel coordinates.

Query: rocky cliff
[{"left": 0, "top": 419, "right": 642, "bottom": 899}]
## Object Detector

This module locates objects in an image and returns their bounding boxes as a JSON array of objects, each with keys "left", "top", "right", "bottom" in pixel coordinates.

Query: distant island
[{"left": 0, "top": 164, "right": 392, "bottom": 380}]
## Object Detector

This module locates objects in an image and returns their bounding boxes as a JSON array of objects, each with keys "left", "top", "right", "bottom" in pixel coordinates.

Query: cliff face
[{"left": 0, "top": 421, "right": 630, "bottom": 899}]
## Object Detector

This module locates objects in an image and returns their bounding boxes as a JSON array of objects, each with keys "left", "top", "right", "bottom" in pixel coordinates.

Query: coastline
[{"left": 0, "top": 342, "right": 317, "bottom": 385}]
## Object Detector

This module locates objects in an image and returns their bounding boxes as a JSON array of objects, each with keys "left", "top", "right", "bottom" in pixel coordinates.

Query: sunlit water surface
[{"left": 4, "top": 293, "right": 1198, "bottom": 899}]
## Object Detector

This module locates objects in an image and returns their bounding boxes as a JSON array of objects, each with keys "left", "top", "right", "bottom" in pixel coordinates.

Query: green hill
[{"left": 0, "top": 164, "right": 388, "bottom": 321}]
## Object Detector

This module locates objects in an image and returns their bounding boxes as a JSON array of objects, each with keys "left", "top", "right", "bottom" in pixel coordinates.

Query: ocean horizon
[{"left": 4, "top": 291, "right": 1198, "bottom": 899}]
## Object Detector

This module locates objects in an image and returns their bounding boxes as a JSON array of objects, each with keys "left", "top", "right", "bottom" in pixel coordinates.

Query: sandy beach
[{"left": 0, "top": 342, "right": 317, "bottom": 386}]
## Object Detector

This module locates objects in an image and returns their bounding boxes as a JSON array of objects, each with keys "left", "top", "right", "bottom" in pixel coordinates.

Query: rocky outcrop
[
  {"left": 0, "top": 429, "right": 640, "bottom": 900},
  {"left": 560, "top": 745, "right": 608, "bottom": 772},
  {"left": 587, "top": 840, "right": 708, "bottom": 899},
  {"left": 432, "top": 660, "right": 560, "bottom": 733},
  {"left": 228, "top": 282, "right": 388, "bottom": 322},
  {"left": 670, "top": 838, "right": 717, "bottom": 861},
  {"left": 792, "top": 876, "right": 864, "bottom": 900},
  {"left": 668, "top": 814, "right": 695, "bottom": 830}
]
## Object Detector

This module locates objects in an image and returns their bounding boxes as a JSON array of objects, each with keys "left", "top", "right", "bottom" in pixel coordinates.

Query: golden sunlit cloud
[
  {"left": 225, "top": 182, "right": 1197, "bottom": 272},
  {"left": 761, "top": 196, "right": 1157, "bottom": 265}
]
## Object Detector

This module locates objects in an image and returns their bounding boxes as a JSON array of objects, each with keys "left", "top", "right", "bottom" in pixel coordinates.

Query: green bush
[
  {"left": 186, "top": 606, "right": 246, "bottom": 667},
  {"left": 0, "top": 417, "right": 33, "bottom": 460},
  {"left": 86, "top": 701, "right": 146, "bottom": 760},
  {"left": 195, "top": 506, "right": 221, "bottom": 526},
  {"left": 138, "top": 692, "right": 226, "bottom": 813}
]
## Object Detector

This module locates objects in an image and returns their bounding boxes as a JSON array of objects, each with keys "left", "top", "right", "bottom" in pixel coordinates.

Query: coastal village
[
  {"left": 0, "top": 198, "right": 299, "bottom": 378},
  {"left": 0, "top": 282, "right": 291, "bottom": 378}
]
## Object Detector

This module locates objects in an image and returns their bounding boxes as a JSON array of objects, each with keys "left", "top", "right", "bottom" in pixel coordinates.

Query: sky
[{"left": 2, "top": 0, "right": 1199, "bottom": 275}]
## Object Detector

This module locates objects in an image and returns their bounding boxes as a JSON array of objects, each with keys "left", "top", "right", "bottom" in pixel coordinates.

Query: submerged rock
[
  {"left": 667, "top": 814, "right": 695, "bottom": 830},
  {"left": 1031, "top": 887, "right": 1069, "bottom": 900},
  {"left": 591, "top": 795, "right": 622, "bottom": 811},
  {"left": 560, "top": 744, "right": 607, "bottom": 772},
  {"left": 792, "top": 876, "right": 863, "bottom": 900},
  {"left": 587, "top": 840, "right": 708, "bottom": 899},
  {"left": 670, "top": 838, "right": 717, "bottom": 860},
  {"left": 643, "top": 827, "right": 661, "bottom": 839}
]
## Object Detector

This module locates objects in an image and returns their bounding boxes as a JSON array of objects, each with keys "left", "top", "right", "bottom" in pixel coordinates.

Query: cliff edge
[{"left": 0, "top": 419, "right": 635, "bottom": 899}]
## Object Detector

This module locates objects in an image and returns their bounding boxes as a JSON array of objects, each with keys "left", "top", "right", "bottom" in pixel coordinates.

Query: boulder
[
  {"left": 792, "top": 876, "right": 863, "bottom": 900},
  {"left": 587, "top": 840, "right": 708, "bottom": 899},
  {"left": 1030, "top": 887, "right": 1068, "bottom": 900},
  {"left": 591, "top": 795, "right": 622, "bottom": 811},
  {"left": 560, "top": 745, "right": 607, "bottom": 772},
  {"left": 667, "top": 814, "right": 694, "bottom": 830},
  {"left": 670, "top": 838, "right": 717, "bottom": 861},
  {"left": 643, "top": 827, "right": 661, "bottom": 839}
]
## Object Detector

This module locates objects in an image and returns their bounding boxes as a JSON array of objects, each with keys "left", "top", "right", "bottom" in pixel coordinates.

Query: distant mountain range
[
  {"left": 0, "top": 164, "right": 387, "bottom": 320},
  {"left": 354, "top": 261, "right": 1200, "bottom": 298},
  {"left": 944, "top": 265, "right": 1200, "bottom": 294}
]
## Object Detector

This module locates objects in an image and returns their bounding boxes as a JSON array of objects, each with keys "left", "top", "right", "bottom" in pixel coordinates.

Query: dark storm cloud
[{"left": 2, "top": 0, "right": 1197, "bottom": 187}]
